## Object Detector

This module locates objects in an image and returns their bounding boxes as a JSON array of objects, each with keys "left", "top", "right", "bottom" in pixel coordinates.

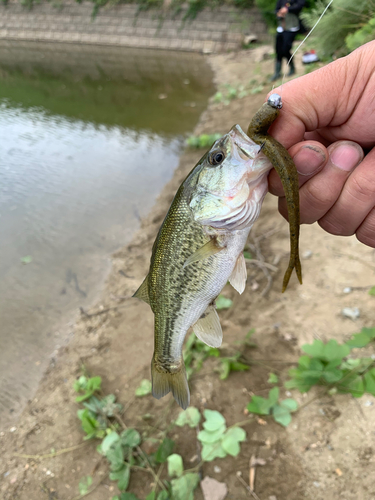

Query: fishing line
[{"left": 280, "top": 0, "right": 335, "bottom": 95}]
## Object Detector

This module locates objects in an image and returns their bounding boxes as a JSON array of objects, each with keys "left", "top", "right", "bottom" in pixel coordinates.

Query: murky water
[{"left": 0, "top": 41, "right": 213, "bottom": 426}]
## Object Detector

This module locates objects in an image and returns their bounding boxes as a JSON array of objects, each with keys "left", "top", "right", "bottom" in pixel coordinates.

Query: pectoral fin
[
  {"left": 193, "top": 305, "right": 223, "bottom": 348},
  {"left": 229, "top": 253, "right": 247, "bottom": 294},
  {"left": 183, "top": 239, "right": 224, "bottom": 269},
  {"left": 132, "top": 274, "right": 150, "bottom": 305}
]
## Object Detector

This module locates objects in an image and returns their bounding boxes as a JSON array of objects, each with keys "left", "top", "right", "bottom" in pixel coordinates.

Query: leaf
[
  {"left": 171, "top": 473, "right": 200, "bottom": 500},
  {"left": 364, "top": 370, "right": 375, "bottom": 396},
  {"left": 302, "top": 339, "right": 325, "bottom": 358},
  {"left": 272, "top": 404, "right": 292, "bottom": 427},
  {"left": 338, "top": 374, "right": 365, "bottom": 398},
  {"left": 107, "top": 442, "right": 124, "bottom": 471},
  {"left": 369, "top": 286, "right": 375, "bottom": 296},
  {"left": 230, "top": 361, "right": 249, "bottom": 373},
  {"left": 221, "top": 439, "right": 240, "bottom": 456},
  {"left": 167, "top": 453, "right": 184, "bottom": 478},
  {"left": 21, "top": 255, "right": 32, "bottom": 264},
  {"left": 221, "top": 427, "right": 246, "bottom": 457},
  {"left": 280, "top": 398, "right": 298, "bottom": 412},
  {"left": 101, "top": 431, "right": 120, "bottom": 455},
  {"left": 110, "top": 465, "right": 130, "bottom": 491},
  {"left": 145, "top": 493, "right": 156, "bottom": 500},
  {"left": 135, "top": 379, "right": 152, "bottom": 397},
  {"left": 243, "top": 251, "right": 252, "bottom": 259},
  {"left": 247, "top": 387, "right": 279, "bottom": 415},
  {"left": 157, "top": 492, "right": 170, "bottom": 500},
  {"left": 201, "top": 441, "right": 226, "bottom": 461},
  {"left": 155, "top": 438, "right": 174, "bottom": 463},
  {"left": 175, "top": 407, "right": 201, "bottom": 428},
  {"left": 119, "top": 493, "right": 139, "bottom": 500},
  {"left": 268, "top": 373, "right": 279, "bottom": 384},
  {"left": 268, "top": 387, "right": 280, "bottom": 405},
  {"left": 322, "top": 369, "right": 343, "bottom": 383},
  {"left": 121, "top": 428, "right": 141, "bottom": 448},
  {"left": 223, "top": 426, "right": 246, "bottom": 442},
  {"left": 198, "top": 425, "right": 226, "bottom": 444},
  {"left": 203, "top": 409, "right": 226, "bottom": 431},
  {"left": 346, "top": 327, "right": 375, "bottom": 348},
  {"left": 216, "top": 295, "right": 233, "bottom": 310},
  {"left": 219, "top": 359, "right": 231, "bottom": 380}
]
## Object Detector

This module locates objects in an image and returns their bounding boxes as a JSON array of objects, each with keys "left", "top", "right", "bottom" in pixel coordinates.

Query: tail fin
[{"left": 151, "top": 357, "right": 190, "bottom": 410}]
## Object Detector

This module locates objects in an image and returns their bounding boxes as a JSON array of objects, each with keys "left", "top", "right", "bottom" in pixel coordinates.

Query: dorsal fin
[
  {"left": 132, "top": 274, "right": 150, "bottom": 305},
  {"left": 183, "top": 239, "right": 224, "bottom": 269}
]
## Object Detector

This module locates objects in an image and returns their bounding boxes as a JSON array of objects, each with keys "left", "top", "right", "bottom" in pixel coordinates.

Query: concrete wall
[{"left": 0, "top": 1, "right": 269, "bottom": 52}]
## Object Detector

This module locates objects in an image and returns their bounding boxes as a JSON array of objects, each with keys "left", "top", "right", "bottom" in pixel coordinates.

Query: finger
[
  {"left": 268, "top": 141, "right": 327, "bottom": 197},
  {"left": 356, "top": 207, "right": 375, "bottom": 248},
  {"left": 318, "top": 147, "right": 375, "bottom": 238},
  {"left": 278, "top": 141, "right": 364, "bottom": 224}
]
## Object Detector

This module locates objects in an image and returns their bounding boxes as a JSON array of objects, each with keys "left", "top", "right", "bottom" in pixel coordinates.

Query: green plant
[
  {"left": 218, "top": 351, "right": 249, "bottom": 380},
  {"left": 186, "top": 133, "right": 221, "bottom": 149},
  {"left": 197, "top": 409, "right": 246, "bottom": 460},
  {"left": 183, "top": 332, "right": 220, "bottom": 377},
  {"left": 301, "top": 0, "right": 374, "bottom": 58},
  {"left": 247, "top": 387, "right": 298, "bottom": 427},
  {"left": 78, "top": 475, "right": 93, "bottom": 495},
  {"left": 135, "top": 379, "right": 152, "bottom": 397},
  {"left": 74, "top": 375, "right": 102, "bottom": 402},
  {"left": 286, "top": 329, "right": 375, "bottom": 397},
  {"left": 369, "top": 286, "right": 375, "bottom": 296}
]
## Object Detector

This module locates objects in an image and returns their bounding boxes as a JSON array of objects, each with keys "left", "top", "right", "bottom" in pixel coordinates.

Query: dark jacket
[{"left": 275, "top": 0, "right": 305, "bottom": 16}]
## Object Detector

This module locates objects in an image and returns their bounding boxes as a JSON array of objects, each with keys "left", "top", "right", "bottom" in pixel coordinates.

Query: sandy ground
[{"left": 2, "top": 47, "right": 375, "bottom": 500}]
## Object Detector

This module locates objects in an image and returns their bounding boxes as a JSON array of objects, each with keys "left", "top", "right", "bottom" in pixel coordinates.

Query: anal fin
[
  {"left": 229, "top": 253, "right": 247, "bottom": 294},
  {"left": 183, "top": 239, "right": 224, "bottom": 268},
  {"left": 193, "top": 305, "right": 223, "bottom": 348},
  {"left": 132, "top": 274, "right": 150, "bottom": 305}
]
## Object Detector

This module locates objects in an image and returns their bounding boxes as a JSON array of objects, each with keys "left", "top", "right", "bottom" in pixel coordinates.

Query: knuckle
[
  {"left": 356, "top": 209, "right": 375, "bottom": 248},
  {"left": 349, "top": 172, "right": 375, "bottom": 202},
  {"left": 318, "top": 217, "right": 354, "bottom": 237}
]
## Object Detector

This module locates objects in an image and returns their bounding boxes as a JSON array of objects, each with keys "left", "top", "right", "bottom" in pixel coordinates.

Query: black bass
[
  {"left": 134, "top": 124, "right": 273, "bottom": 409},
  {"left": 134, "top": 94, "right": 302, "bottom": 409}
]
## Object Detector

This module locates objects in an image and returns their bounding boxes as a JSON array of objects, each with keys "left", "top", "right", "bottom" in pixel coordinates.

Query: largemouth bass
[{"left": 134, "top": 94, "right": 302, "bottom": 409}]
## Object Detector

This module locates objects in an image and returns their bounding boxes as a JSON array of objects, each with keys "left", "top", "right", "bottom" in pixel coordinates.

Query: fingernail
[
  {"left": 294, "top": 145, "right": 326, "bottom": 176},
  {"left": 330, "top": 143, "right": 362, "bottom": 172}
]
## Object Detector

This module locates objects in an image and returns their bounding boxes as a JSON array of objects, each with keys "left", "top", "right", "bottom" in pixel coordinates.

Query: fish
[{"left": 133, "top": 94, "right": 302, "bottom": 409}]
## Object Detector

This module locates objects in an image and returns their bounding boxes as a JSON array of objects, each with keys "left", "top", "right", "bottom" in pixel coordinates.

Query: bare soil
[{"left": 2, "top": 47, "right": 375, "bottom": 500}]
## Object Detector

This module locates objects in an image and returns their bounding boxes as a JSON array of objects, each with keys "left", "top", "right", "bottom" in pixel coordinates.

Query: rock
[
  {"left": 201, "top": 476, "right": 228, "bottom": 500},
  {"left": 343, "top": 287, "right": 352, "bottom": 294},
  {"left": 302, "top": 250, "right": 313, "bottom": 259},
  {"left": 342, "top": 307, "right": 360, "bottom": 320}
]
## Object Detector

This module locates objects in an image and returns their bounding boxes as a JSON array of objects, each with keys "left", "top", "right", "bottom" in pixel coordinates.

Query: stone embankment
[{"left": 0, "top": 1, "right": 269, "bottom": 52}]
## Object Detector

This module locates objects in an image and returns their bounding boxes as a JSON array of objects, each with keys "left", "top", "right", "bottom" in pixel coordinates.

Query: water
[{"left": 0, "top": 41, "right": 213, "bottom": 426}]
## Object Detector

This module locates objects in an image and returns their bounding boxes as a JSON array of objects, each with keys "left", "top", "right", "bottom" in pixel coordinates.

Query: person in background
[{"left": 270, "top": 0, "right": 305, "bottom": 81}]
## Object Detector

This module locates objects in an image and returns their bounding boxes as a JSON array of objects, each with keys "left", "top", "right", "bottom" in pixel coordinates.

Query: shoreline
[{"left": 2, "top": 46, "right": 375, "bottom": 500}]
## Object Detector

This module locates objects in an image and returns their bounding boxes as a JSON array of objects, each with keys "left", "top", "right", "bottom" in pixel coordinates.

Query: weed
[
  {"left": 247, "top": 387, "right": 298, "bottom": 427},
  {"left": 286, "top": 329, "right": 375, "bottom": 397},
  {"left": 186, "top": 133, "right": 221, "bottom": 149}
]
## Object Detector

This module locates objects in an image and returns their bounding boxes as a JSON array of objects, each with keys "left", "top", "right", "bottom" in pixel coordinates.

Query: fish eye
[{"left": 209, "top": 150, "right": 225, "bottom": 166}]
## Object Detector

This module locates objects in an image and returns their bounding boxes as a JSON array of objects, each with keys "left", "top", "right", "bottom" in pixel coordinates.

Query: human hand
[
  {"left": 277, "top": 6, "right": 288, "bottom": 16},
  {"left": 267, "top": 41, "right": 375, "bottom": 248}
]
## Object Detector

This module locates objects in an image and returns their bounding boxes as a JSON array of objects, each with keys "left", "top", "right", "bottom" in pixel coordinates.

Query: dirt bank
[{"left": 1, "top": 47, "right": 375, "bottom": 500}]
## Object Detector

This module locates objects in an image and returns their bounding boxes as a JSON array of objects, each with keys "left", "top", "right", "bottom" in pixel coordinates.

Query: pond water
[{"left": 0, "top": 41, "right": 213, "bottom": 426}]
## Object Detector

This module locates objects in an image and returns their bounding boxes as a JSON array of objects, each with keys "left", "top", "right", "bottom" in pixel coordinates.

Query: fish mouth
[{"left": 229, "top": 124, "right": 273, "bottom": 177}]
